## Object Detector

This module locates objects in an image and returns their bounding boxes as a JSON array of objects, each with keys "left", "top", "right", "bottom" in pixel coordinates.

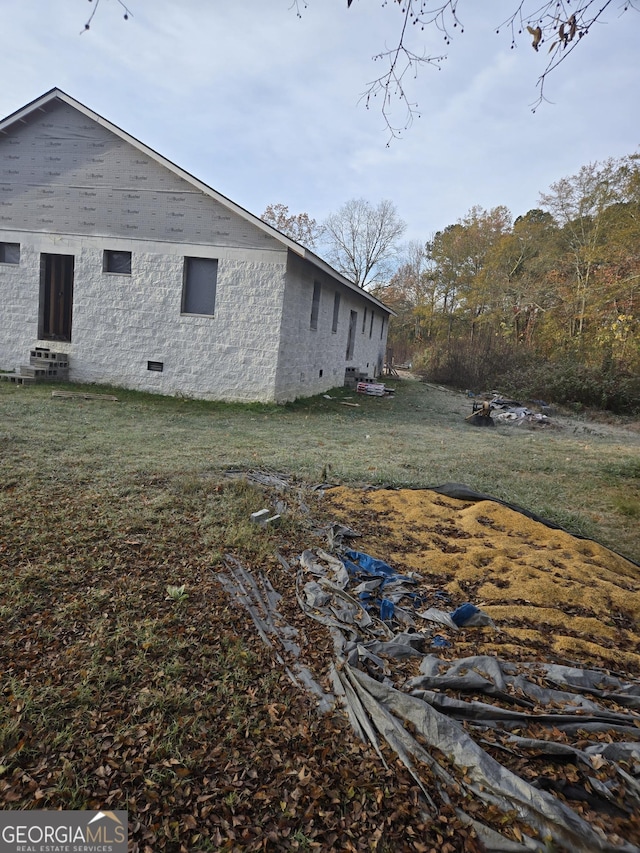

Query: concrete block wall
[
  {"left": 274, "top": 253, "right": 389, "bottom": 401},
  {"left": 0, "top": 95, "right": 392, "bottom": 403},
  {"left": 1, "top": 230, "right": 289, "bottom": 402},
  {"left": 0, "top": 241, "right": 41, "bottom": 370}
]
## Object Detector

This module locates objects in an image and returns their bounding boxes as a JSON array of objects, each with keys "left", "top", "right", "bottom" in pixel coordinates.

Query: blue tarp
[{"left": 343, "top": 550, "right": 415, "bottom": 586}]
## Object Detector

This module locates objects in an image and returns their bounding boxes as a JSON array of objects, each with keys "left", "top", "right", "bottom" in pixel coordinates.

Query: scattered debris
[
  {"left": 51, "top": 390, "right": 119, "bottom": 401},
  {"left": 250, "top": 509, "right": 271, "bottom": 524},
  {"left": 356, "top": 381, "right": 395, "bottom": 397},
  {"left": 250, "top": 508, "right": 281, "bottom": 526},
  {"left": 466, "top": 392, "right": 554, "bottom": 428},
  {"left": 465, "top": 399, "right": 495, "bottom": 427},
  {"left": 214, "top": 473, "right": 640, "bottom": 848},
  {"left": 296, "top": 536, "right": 640, "bottom": 850}
]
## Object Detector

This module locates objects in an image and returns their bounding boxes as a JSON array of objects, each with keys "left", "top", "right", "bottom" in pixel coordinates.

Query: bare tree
[
  {"left": 261, "top": 203, "right": 322, "bottom": 249},
  {"left": 322, "top": 198, "right": 406, "bottom": 288}
]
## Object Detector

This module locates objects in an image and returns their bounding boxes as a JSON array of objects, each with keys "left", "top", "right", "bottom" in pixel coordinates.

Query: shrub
[{"left": 414, "top": 342, "right": 640, "bottom": 414}]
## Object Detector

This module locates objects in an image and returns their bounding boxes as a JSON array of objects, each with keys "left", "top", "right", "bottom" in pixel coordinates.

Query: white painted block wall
[
  {"left": 0, "top": 96, "right": 392, "bottom": 403},
  {"left": 274, "top": 253, "right": 388, "bottom": 401},
  {"left": 1, "top": 231, "right": 290, "bottom": 402}
]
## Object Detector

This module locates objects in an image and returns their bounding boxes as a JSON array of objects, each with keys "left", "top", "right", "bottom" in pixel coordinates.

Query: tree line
[
  {"left": 374, "top": 153, "right": 640, "bottom": 413},
  {"left": 264, "top": 151, "right": 639, "bottom": 413}
]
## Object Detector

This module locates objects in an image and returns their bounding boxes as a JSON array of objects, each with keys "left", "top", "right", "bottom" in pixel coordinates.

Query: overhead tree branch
[
  {"left": 82, "top": 0, "right": 132, "bottom": 33},
  {"left": 349, "top": 0, "right": 639, "bottom": 137}
]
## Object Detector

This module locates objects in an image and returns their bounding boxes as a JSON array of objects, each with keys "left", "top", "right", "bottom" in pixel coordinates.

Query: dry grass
[{"left": 1, "top": 376, "right": 638, "bottom": 562}]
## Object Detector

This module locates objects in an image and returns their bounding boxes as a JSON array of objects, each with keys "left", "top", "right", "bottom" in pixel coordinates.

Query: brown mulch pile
[{"left": 320, "top": 485, "right": 640, "bottom": 675}]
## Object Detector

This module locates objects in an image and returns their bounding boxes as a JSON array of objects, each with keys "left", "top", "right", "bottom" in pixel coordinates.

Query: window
[
  {"left": 346, "top": 310, "right": 357, "bottom": 360},
  {"left": 0, "top": 242, "right": 20, "bottom": 264},
  {"left": 182, "top": 257, "right": 217, "bottom": 315},
  {"left": 103, "top": 250, "right": 132, "bottom": 275},
  {"left": 380, "top": 316, "right": 386, "bottom": 340},
  {"left": 332, "top": 292, "right": 341, "bottom": 333},
  {"left": 310, "top": 281, "right": 321, "bottom": 330},
  {"left": 362, "top": 308, "right": 367, "bottom": 333},
  {"left": 369, "top": 311, "right": 375, "bottom": 338}
]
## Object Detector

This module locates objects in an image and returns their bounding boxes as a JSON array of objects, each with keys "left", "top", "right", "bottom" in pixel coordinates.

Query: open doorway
[{"left": 39, "top": 254, "right": 74, "bottom": 341}]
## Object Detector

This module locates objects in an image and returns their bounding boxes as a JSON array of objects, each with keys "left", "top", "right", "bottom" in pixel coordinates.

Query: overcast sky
[{"left": 3, "top": 1, "right": 639, "bottom": 247}]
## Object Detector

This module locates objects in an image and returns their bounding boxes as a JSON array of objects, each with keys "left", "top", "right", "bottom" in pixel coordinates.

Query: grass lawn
[{"left": 1, "top": 377, "right": 638, "bottom": 851}]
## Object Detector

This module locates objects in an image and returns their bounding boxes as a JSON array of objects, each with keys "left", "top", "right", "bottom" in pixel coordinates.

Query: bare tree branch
[
  {"left": 79, "top": 1, "right": 639, "bottom": 137},
  {"left": 349, "top": 0, "right": 639, "bottom": 137},
  {"left": 494, "top": 0, "right": 640, "bottom": 110},
  {"left": 82, "top": 0, "right": 132, "bottom": 33},
  {"left": 360, "top": 1, "right": 460, "bottom": 142}
]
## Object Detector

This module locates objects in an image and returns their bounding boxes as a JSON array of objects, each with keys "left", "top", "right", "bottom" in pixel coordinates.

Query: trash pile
[
  {"left": 466, "top": 393, "right": 554, "bottom": 428},
  {"left": 491, "top": 395, "right": 553, "bottom": 427}
]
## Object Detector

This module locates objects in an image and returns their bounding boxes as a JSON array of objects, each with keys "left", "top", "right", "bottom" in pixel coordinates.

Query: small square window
[
  {"left": 0, "top": 242, "right": 20, "bottom": 264},
  {"left": 104, "top": 250, "right": 132, "bottom": 274}
]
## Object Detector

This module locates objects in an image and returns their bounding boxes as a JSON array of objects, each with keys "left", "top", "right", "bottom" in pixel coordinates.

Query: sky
[{"left": 3, "top": 0, "right": 639, "bottom": 249}]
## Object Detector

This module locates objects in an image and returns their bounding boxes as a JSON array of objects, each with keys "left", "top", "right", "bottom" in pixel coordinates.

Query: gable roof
[{"left": 0, "top": 88, "right": 393, "bottom": 316}]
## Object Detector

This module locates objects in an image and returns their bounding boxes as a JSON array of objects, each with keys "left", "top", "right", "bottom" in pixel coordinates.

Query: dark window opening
[
  {"left": 103, "top": 249, "right": 132, "bottom": 275},
  {"left": 182, "top": 257, "right": 218, "bottom": 315},
  {"left": 319, "top": 369, "right": 323, "bottom": 378},
  {"left": 332, "top": 292, "right": 340, "bottom": 333},
  {"left": 346, "top": 310, "right": 357, "bottom": 360},
  {"left": 362, "top": 307, "right": 367, "bottom": 333},
  {"left": 310, "top": 281, "right": 321, "bottom": 330},
  {"left": 0, "top": 242, "right": 20, "bottom": 264},
  {"left": 369, "top": 311, "right": 375, "bottom": 338}
]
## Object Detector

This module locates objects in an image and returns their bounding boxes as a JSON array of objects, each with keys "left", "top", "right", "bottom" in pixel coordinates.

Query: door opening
[{"left": 39, "top": 254, "right": 74, "bottom": 341}]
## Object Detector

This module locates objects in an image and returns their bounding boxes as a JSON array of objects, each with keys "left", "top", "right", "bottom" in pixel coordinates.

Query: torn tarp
[
  {"left": 294, "top": 542, "right": 640, "bottom": 851},
  {"left": 418, "top": 602, "right": 495, "bottom": 630},
  {"left": 342, "top": 549, "right": 416, "bottom": 584},
  {"left": 340, "top": 665, "right": 640, "bottom": 853}
]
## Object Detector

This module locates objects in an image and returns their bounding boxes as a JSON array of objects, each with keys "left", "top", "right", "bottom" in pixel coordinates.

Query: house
[{"left": 0, "top": 89, "right": 392, "bottom": 402}]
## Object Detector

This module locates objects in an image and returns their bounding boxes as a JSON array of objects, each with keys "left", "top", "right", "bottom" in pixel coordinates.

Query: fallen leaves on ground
[{"left": 2, "top": 473, "right": 639, "bottom": 850}]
